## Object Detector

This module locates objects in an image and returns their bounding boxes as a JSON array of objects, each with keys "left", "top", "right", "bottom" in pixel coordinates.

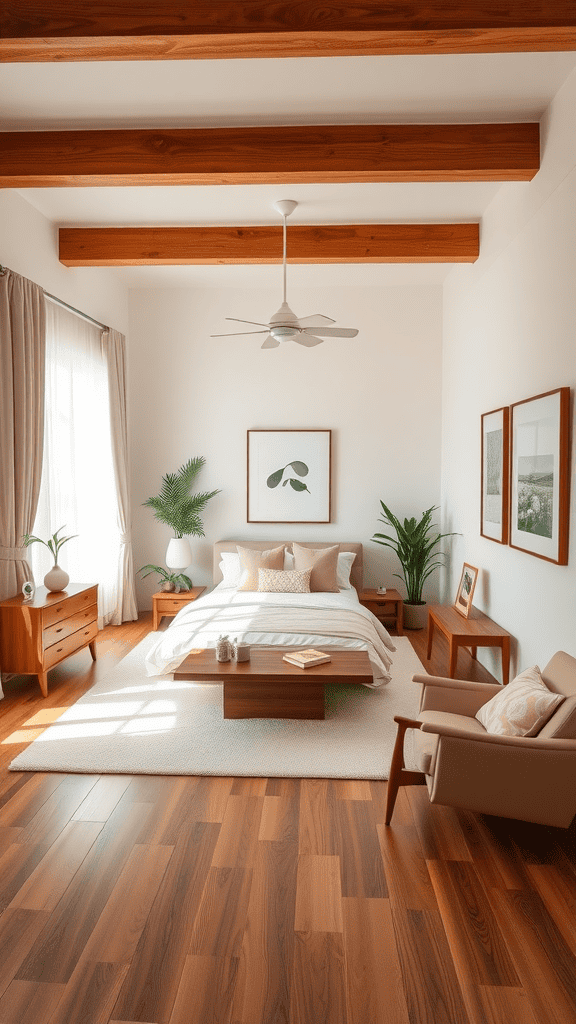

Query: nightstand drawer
[
  {"left": 43, "top": 586, "right": 98, "bottom": 628},
  {"left": 155, "top": 597, "right": 190, "bottom": 615},
  {"left": 44, "top": 619, "right": 98, "bottom": 671},
  {"left": 43, "top": 604, "right": 98, "bottom": 649}
]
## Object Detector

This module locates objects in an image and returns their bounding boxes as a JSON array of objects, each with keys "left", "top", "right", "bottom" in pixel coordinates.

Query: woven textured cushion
[
  {"left": 257, "top": 567, "right": 312, "bottom": 593},
  {"left": 476, "top": 666, "right": 565, "bottom": 737},
  {"left": 237, "top": 545, "right": 285, "bottom": 592},
  {"left": 293, "top": 543, "right": 339, "bottom": 593}
]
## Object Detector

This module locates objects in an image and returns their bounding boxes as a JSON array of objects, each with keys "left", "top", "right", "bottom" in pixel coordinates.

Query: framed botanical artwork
[
  {"left": 454, "top": 563, "right": 478, "bottom": 618},
  {"left": 247, "top": 429, "right": 331, "bottom": 523},
  {"left": 509, "top": 387, "right": 570, "bottom": 564},
  {"left": 481, "top": 407, "right": 510, "bottom": 544}
]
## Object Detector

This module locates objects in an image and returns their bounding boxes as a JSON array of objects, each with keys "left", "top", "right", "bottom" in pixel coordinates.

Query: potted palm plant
[
  {"left": 143, "top": 456, "right": 220, "bottom": 578},
  {"left": 371, "top": 503, "right": 458, "bottom": 629}
]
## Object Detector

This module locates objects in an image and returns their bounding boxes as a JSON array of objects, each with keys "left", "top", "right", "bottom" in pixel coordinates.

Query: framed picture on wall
[
  {"left": 247, "top": 429, "right": 332, "bottom": 523},
  {"left": 509, "top": 387, "right": 570, "bottom": 564},
  {"left": 454, "top": 563, "right": 478, "bottom": 618},
  {"left": 481, "top": 406, "right": 510, "bottom": 544}
]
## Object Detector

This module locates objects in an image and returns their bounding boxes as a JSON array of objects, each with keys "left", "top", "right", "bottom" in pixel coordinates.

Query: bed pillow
[
  {"left": 219, "top": 548, "right": 294, "bottom": 588},
  {"left": 293, "top": 543, "right": 340, "bottom": 593},
  {"left": 337, "top": 551, "right": 356, "bottom": 589},
  {"left": 475, "top": 665, "right": 565, "bottom": 737},
  {"left": 237, "top": 545, "right": 285, "bottom": 591},
  {"left": 257, "top": 567, "right": 312, "bottom": 593}
]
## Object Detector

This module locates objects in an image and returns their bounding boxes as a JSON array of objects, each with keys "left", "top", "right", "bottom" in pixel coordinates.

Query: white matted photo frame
[
  {"left": 509, "top": 387, "right": 570, "bottom": 565},
  {"left": 454, "top": 563, "right": 478, "bottom": 619},
  {"left": 247, "top": 429, "right": 332, "bottom": 523},
  {"left": 481, "top": 407, "right": 510, "bottom": 544}
]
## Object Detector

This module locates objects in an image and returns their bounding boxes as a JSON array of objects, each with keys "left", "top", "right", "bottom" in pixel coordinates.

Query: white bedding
[{"left": 144, "top": 584, "right": 396, "bottom": 686}]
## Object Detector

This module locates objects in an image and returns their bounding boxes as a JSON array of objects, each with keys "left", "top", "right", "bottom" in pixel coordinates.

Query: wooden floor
[{"left": 0, "top": 614, "right": 575, "bottom": 1024}]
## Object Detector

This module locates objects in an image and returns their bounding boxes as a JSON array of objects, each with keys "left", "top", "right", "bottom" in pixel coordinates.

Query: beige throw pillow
[
  {"left": 476, "top": 666, "right": 565, "bottom": 737},
  {"left": 257, "top": 567, "right": 312, "bottom": 593},
  {"left": 292, "top": 543, "right": 340, "bottom": 593},
  {"left": 237, "top": 545, "right": 285, "bottom": 591}
]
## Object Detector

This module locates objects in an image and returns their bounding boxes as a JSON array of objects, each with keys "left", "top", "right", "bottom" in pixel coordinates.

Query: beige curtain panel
[
  {"left": 103, "top": 328, "right": 138, "bottom": 623},
  {"left": 0, "top": 268, "right": 46, "bottom": 603}
]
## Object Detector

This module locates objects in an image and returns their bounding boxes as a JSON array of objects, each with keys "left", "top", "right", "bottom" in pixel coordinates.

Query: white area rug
[{"left": 9, "top": 635, "right": 425, "bottom": 779}]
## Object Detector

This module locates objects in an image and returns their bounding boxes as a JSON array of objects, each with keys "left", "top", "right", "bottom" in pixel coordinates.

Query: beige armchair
[{"left": 386, "top": 651, "right": 576, "bottom": 829}]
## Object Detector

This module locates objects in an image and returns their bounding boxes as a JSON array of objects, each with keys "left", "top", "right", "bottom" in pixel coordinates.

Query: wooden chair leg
[{"left": 385, "top": 716, "right": 426, "bottom": 825}]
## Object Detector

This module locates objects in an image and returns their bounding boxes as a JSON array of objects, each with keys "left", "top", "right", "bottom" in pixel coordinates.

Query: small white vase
[
  {"left": 166, "top": 537, "right": 192, "bottom": 571},
  {"left": 44, "top": 564, "right": 69, "bottom": 592}
]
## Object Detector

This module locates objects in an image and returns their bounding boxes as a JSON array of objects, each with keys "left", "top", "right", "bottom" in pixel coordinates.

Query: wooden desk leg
[
  {"left": 426, "top": 614, "right": 434, "bottom": 660},
  {"left": 470, "top": 646, "right": 477, "bottom": 660},
  {"left": 501, "top": 636, "right": 511, "bottom": 686},
  {"left": 448, "top": 640, "right": 459, "bottom": 679},
  {"left": 397, "top": 600, "right": 403, "bottom": 635}
]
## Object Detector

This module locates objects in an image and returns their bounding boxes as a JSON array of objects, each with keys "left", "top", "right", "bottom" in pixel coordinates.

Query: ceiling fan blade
[
  {"left": 211, "top": 330, "right": 270, "bottom": 337},
  {"left": 303, "top": 327, "right": 359, "bottom": 338},
  {"left": 293, "top": 314, "right": 335, "bottom": 328},
  {"left": 224, "top": 317, "right": 272, "bottom": 328},
  {"left": 261, "top": 335, "right": 281, "bottom": 349},
  {"left": 294, "top": 335, "right": 324, "bottom": 347}
]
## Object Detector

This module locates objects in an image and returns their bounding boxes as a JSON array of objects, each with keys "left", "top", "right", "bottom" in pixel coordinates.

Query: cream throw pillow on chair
[{"left": 476, "top": 665, "right": 565, "bottom": 737}]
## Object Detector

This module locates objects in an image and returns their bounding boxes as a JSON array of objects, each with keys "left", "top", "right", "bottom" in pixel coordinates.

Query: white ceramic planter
[
  {"left": 44, "top": 565, "right": 70, "bottom": 592},
  {"left": 166, "top": 537, "right": 192, "bottom": 570}
]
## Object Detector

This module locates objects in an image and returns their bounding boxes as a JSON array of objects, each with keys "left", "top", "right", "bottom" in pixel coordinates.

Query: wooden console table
[{"left": 427, "top": 604, "right": 511, "bottom": 685}]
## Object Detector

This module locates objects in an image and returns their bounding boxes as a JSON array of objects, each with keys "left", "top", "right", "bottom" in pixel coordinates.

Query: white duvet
[{"left": 144, "top": 585, "right": 396, "bottom": 686}]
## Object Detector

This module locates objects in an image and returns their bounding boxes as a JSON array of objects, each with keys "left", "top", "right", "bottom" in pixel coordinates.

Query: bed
[{"left": 144, "top": 540, "right": 396, "bottom": 687}]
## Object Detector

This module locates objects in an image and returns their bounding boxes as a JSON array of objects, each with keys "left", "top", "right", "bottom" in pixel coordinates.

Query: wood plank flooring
[{"left": 0, "top": 613, "right": 575, "bottom": 1023}]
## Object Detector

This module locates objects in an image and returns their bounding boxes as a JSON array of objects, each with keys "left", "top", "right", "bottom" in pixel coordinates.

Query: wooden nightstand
[
  {"left": 0, "top": 584, "right": 98, "bottom": 697},
  {"left": 152, "top": 586, "right": 207, "bottom": 630},
  {"left": 359, "top": 588, "right": 404, "bottom": 634}
]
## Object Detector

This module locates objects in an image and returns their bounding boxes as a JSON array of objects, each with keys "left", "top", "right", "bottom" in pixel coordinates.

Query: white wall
[
  {"left": 442, "top": 68, "right": 576, "bottom": 680},
  {"left": 0, "top": 190, "right": 128, "bottom": 334},
  {"left": 128, "top": 283, "right": 443, "bottom": 608}
]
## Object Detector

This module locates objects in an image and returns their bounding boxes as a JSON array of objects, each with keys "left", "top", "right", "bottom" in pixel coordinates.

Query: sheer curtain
[{"left": 30, "top": 299, "right": 136, "bottom": 625}]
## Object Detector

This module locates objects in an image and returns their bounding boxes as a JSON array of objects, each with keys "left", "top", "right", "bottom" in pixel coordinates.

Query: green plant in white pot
[
  {"left": 143, "top": 456, "right": 220, "bottom": 577},
  {"left": 23, "top": 525, "right": 77, "bottom": 593},
  {"left": 371, "top": 503, "right": 458, "bottom": 630}
]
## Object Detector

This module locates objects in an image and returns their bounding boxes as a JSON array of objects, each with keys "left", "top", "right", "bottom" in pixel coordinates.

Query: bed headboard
[{"left": 213, "top": 541, "right": 363, "bottom": 591}]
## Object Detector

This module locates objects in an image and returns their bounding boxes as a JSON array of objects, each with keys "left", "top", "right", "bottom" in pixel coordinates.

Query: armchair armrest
[
  {"left": 413, "top": 673, "right": 502, "bottom": 716},
  {"left": 420, "top": 720, "right": 576, "bottom": 750}
]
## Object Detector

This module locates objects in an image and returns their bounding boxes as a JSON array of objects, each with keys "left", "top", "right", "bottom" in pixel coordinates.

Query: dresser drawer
[
  {"left": 43, "top": 586, "right": 98, "bottom": 628},
  {"left": 44, "top": 619, "right": 98, "bottom": 671},
  {"left": 43, "top": 604, "right": 98, "bottom": 649}
]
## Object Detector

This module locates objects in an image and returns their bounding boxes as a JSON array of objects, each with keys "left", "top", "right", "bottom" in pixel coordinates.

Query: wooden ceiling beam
[
  {"left": 1, "top": 1, "right": 575, "bottom": 61},
  {"left": 58, "top": 224, "right": 480, "bottom": 266},
  {"left": 0, "top": 124, "right": 540, "bottom": 188}
]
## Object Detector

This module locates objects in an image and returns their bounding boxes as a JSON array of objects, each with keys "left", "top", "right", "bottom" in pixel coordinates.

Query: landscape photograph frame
[
  {"left": 509, "top": 387, "right": 570, "bottom": 565},
  {"left": 481, "top": 406, "right": 510, "bottom": 544}
]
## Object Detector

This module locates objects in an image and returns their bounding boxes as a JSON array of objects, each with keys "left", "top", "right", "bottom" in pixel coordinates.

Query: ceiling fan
[{"left": 211, "top": 199, "right": 359, "bottom": 349}]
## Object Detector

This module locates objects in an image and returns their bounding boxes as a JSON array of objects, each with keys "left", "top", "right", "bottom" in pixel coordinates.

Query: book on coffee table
[{"left": 282, "top": 648, "right": 332, "bottom": 668}]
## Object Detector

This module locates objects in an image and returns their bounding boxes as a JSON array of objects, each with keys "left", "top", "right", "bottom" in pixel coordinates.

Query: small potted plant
[
  {"left": 137, "top": 564, "right": 193, "bottom": 593},
  {"left": 372, "top": 503, "right": 458, "bottom": 629},
  {"left": 23, "top": 525, "right": 77, "bottom": 592}
]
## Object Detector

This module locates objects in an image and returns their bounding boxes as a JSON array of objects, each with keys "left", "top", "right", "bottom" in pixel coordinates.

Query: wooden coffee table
[{"left": 174, "top": 647, "right": 373, "bottom": 719}]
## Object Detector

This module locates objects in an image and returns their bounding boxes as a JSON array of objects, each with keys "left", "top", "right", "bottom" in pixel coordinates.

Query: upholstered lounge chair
[{"left": 385, "top": 650, "right": 576, "bottom": 829}]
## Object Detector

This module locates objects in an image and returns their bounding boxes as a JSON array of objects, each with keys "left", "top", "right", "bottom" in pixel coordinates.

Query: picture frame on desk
[
  {"left": 454, "top": 563, "right": 478, "bottom": 619},
  {"left": 481, "top": 406, "right": 509, "bottom": 544}
]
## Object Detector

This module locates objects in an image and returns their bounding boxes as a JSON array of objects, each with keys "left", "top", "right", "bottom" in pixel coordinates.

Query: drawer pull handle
[
  {"left": 56, "top": 647, "right": 63, "bottom": 653},
  {"left": 55, "top": 627, "right": 63, "bottom": 633}
]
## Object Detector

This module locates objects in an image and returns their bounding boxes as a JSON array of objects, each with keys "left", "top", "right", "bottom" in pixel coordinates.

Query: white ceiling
[{"left": 3, "top": 51, "right": 576, "bottom": 288}]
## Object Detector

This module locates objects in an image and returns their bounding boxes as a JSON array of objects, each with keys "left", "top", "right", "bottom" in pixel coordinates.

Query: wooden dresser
[{"left": 0, "top": 584, "right": 98, "bottom": 697}]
